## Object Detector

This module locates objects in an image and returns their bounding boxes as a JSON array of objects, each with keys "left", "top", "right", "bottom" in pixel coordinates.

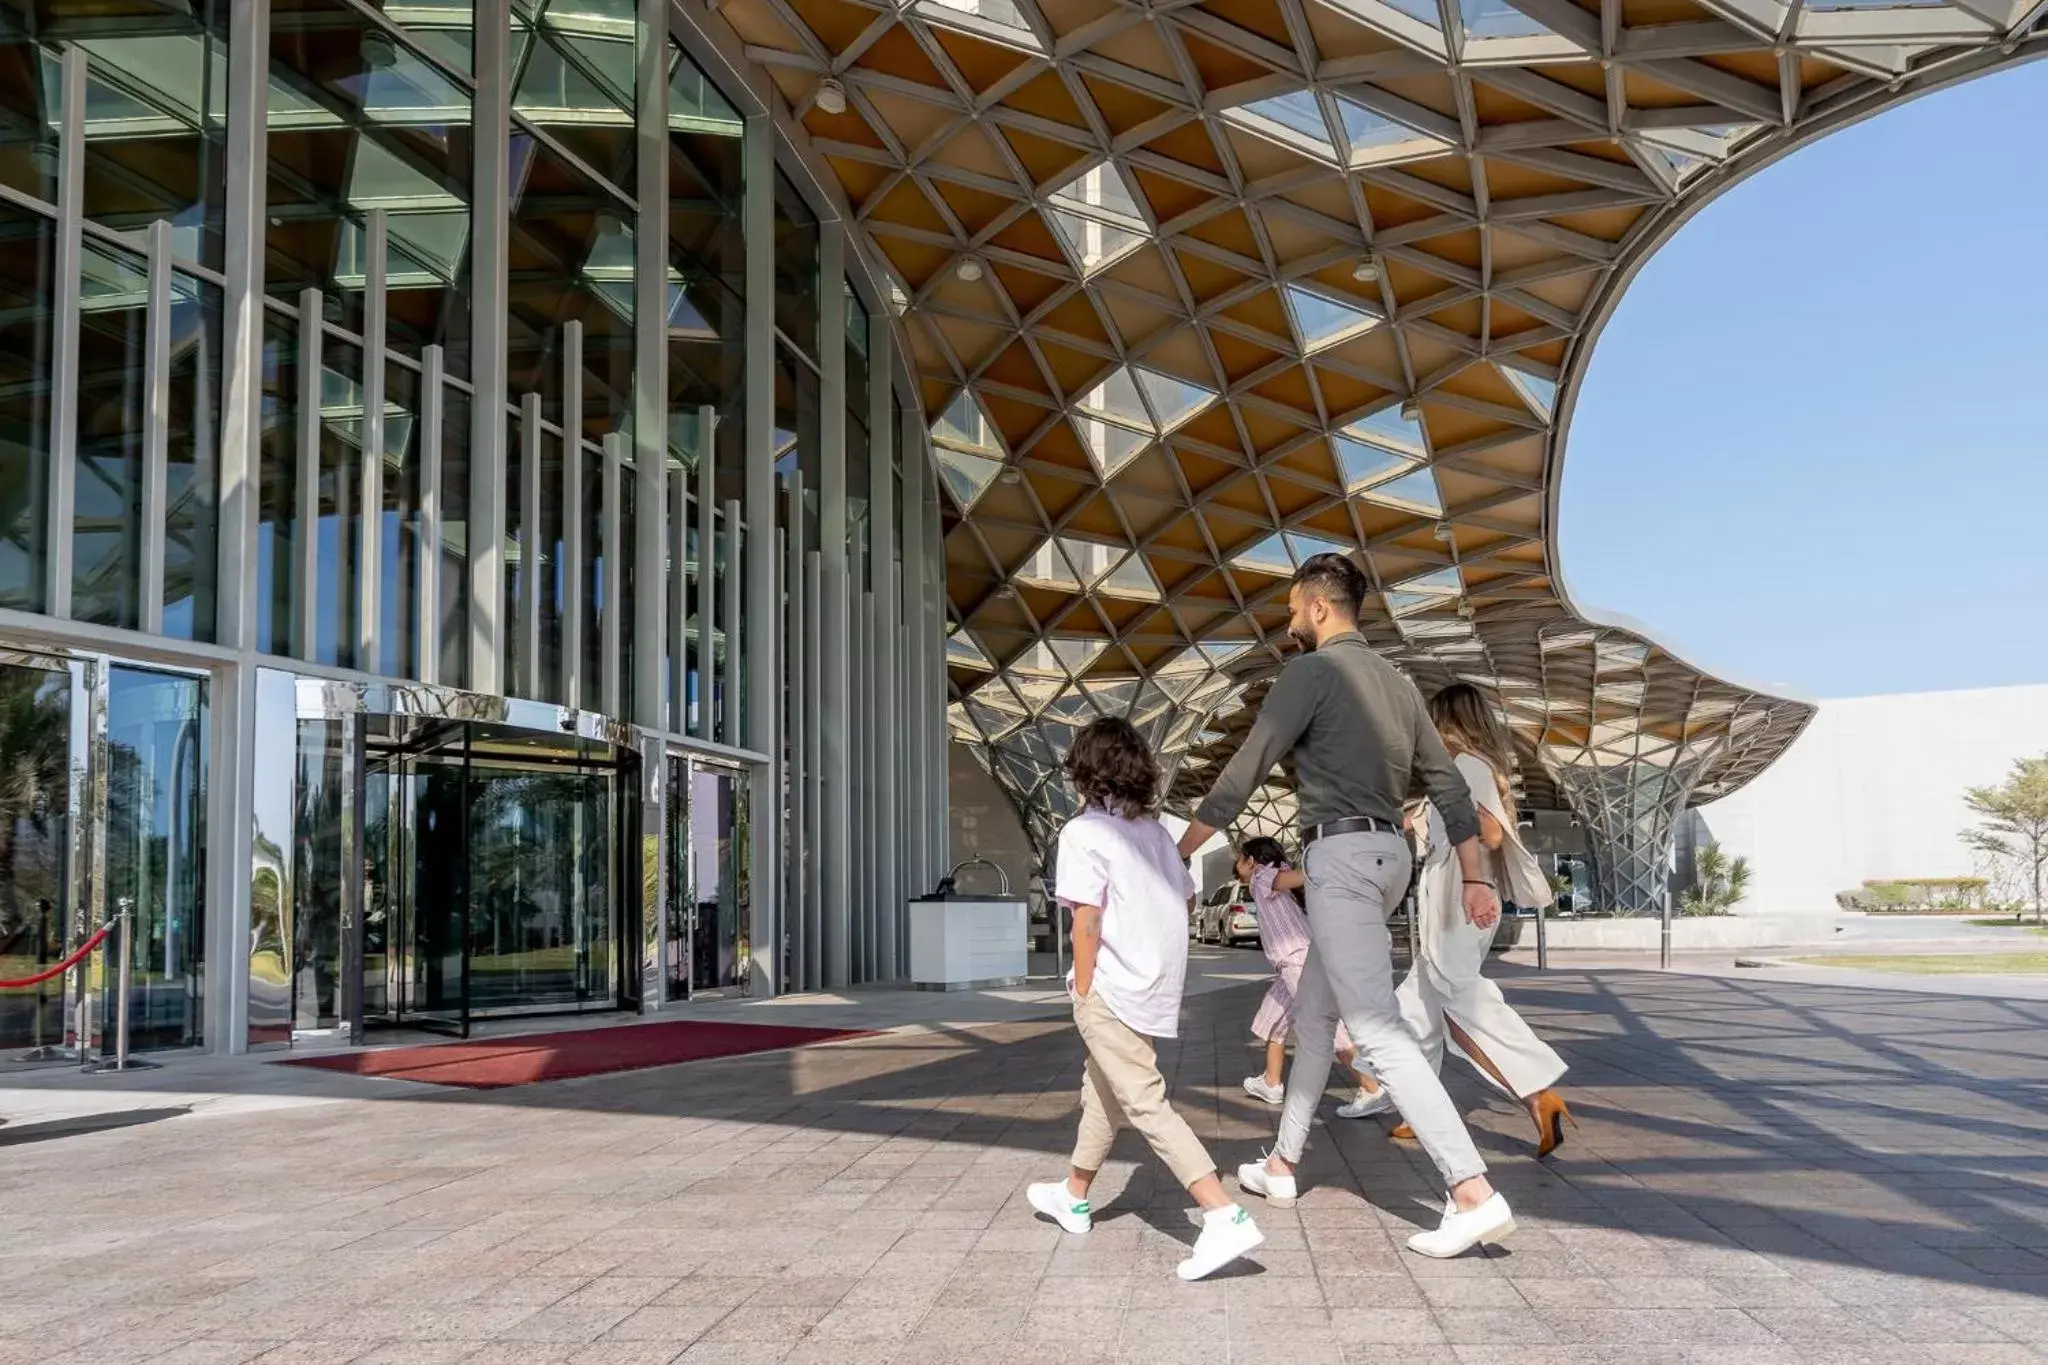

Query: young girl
[
  {"left": 1237, "top": 838, "right": 1389, "bottom": 1119},
  {"left": 1026, "top": 716, "right": 1265, "bottom": 1281}
]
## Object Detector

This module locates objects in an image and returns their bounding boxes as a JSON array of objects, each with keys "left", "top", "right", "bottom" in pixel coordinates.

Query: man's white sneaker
[
  {"left": 1026, "top": 1179, "right": 1093, "bottom": 1235},
  {"left": 1336, "top": 1087, "right": 1394, "bottom": 1119},
  {"left": 1177, "top": 1204, "right": 1264, "bottom": 1281},
  {"left": 1235, "top": 1156, "right": 1297, "bottom": 1209},
  {"left": 1405, "top": 1192, "right": 1516, "bottom": 1259},
  {"left": 1242, "top": 1075, "right": 1285, "bottom": 1105}
]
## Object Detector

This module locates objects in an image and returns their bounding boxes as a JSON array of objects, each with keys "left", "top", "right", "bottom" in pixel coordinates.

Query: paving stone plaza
[{"left": 4, "top": 965, "right": 2046, "bottom": 1365}]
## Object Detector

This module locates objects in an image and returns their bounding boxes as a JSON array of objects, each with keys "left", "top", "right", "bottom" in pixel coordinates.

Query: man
[{"left": 1175, "top": 553, "right": 1515, "bottom": 1258}]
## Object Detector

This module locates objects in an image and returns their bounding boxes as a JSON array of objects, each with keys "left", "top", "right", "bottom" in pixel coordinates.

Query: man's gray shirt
[{"left": 1194, "top": 634, "right": 1481, "bottom": 847}]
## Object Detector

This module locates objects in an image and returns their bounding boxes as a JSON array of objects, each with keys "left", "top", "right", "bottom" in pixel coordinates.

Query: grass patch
[
  {"left": 1788, "top": 952, "right": 2048, "bottom": 975},
  {"left": 1968, "top": 918, "right": 2048, "bottom": 935}
]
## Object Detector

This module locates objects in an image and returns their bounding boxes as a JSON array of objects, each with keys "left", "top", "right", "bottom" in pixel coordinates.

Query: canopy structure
[{"left": 725, "top": 0, "right": 2043, "bottom": 910}]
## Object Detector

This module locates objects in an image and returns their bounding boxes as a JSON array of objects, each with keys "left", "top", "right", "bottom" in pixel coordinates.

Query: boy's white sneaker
[
  {"left": 1177, "top": 1204, "right": 1264, "bottom": 1281},
  {"left": 1235, "top": 1154, "right": 1297, "bottom": 1208},
  {"left": 1405, "top": 1192, "right": 1516, "bottom": 1259},
  {"left": 1026, "top": 1179, "right": 1093, "bottom": 1235},
  {"left": 1242, "top": 1075, "right": 1285, "bottom": 1105},
  {"left": 1336, "top": 1087, "right": 1395, "bottom": 1119}
]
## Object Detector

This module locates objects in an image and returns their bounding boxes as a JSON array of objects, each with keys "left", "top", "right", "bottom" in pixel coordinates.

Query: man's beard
[{"left": 1287, "top": 623, "right": 1318, "bottom": 653}]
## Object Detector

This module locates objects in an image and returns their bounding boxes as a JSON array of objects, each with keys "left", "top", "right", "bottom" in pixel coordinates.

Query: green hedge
[{"left": 1836, "top": 878, "right": 1990, "bottom": 913}]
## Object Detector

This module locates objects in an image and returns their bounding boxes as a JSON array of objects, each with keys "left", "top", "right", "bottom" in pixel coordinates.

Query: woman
[
  {"left": 1235, "top": 838, "right": 1384, "bottom": 1117},
  {"left": 1382, "top": 683, "right": 1577, "bottom": 1157}
]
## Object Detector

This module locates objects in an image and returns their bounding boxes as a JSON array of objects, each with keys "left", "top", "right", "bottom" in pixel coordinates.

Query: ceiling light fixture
[
  {"left": 957, "top": 259, "right": 984, "bottom": 283},
  {"left": 1433, "top": 522, "right": 1453, "bottom": 543},
  {"left": 1400, "top": 398, "right": 1422, "bottom": 423},
  {"left": 814, "top": 78, "right": 846, "bottom": 115},
  {"left": 1457, "top": 598, "right": 1476, "bottom": 620},
  {"left": 999, "top": 468, "right": 1023, "bottom": 486},
  {"left": 1352, "top": 257, "right": 1378, "bottom": 283},
  {"left": 360, "top": 29, "right": 399, "bottom": 70}
]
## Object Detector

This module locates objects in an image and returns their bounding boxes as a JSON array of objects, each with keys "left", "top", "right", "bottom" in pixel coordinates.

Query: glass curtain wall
[{"left": 665, "top": 44, "right": 743, "bottom": 737}]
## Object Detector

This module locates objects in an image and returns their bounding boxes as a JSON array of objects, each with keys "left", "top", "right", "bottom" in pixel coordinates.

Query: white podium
[{"left": 908, "top": 897, "right": 1028, "bottom": 991}]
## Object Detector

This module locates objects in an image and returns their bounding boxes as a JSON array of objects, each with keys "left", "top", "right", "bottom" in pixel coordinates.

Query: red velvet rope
[{"left": 0, "top": 924, "right": 113, "bottom": 990}]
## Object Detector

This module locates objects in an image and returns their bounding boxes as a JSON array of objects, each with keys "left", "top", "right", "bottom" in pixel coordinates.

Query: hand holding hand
[{"left": 1461, "top": 881, "right": 1501, "bottom": 931}]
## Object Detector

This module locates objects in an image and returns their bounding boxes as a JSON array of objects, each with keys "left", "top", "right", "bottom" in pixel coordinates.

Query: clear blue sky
[{"left": 1557, "top": 58, "right": 2048, "bottom": 702}]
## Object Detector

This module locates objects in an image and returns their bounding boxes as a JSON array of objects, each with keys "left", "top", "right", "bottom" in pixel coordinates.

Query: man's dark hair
[
  {"left": 1292, "top": 552, "right": 1369, "bottom": 620},
  {"left": 1063, "top": 716, "right": 1159, "bottom": 815}
]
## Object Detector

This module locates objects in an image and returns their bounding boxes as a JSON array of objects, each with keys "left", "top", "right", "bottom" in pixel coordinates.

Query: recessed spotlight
[
  {"left": 957, "top": 258, "right": 984, "bottom": 283},
  {"left": 994, "top": 583, "right": 1019, "bottom": 601},
  {"left": 360, "top": 29, "right": 399, "bottom": 70},
  {"left": 1400, "top": 398, "right": 1422, "bottom": 423},
  {"left": 814, "top": 78, "right": 846, "bottom": 115},
  {"left": 1432, "top": 522, "right": 1453, "bottom": 543},
  {"left": 1352, "top": 258, "right": 1378, "bottom": 283},
  {"left": 999, "top": 468, "right": 1023, "bottom": 486}
]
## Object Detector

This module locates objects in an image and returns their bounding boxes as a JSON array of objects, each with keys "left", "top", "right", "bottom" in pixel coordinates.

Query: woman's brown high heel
[
  {"left": 1389, "top": 1122, "right": 1415, "bottom": 1140},
  {"left": 1529, "top": 1090, "right": 1577, "bottom": 1158}
]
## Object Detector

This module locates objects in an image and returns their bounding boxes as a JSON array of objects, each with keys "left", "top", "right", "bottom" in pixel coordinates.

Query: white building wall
[{"left": 1695, "top": 683, "right": 2048, "bottom": 916}]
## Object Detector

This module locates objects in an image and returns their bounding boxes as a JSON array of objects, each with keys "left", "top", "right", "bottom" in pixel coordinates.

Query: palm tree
[{"left": 1681, "top": 842, "right": 1751, "bottom": 916}]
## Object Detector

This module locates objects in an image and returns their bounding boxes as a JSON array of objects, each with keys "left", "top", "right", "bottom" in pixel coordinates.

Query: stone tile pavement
[{"left": 2, "top": 964, "right": 2046, "bottom": 1364}]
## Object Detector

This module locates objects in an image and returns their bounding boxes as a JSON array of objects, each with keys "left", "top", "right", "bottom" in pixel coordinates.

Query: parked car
[{"left": 1195, "top": 882, "right": 1260, "bottom": 946}]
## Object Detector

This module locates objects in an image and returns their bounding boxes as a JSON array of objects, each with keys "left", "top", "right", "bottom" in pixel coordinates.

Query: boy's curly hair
[{"left": 1063, "top": 716, "right": 1160, "bottom": 815}]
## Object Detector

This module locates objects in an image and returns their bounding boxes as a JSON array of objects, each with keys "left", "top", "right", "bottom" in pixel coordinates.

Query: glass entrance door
[
  {"left": 0, "top": 649, "right": 208, "bottom": 1067},
  {"left": 362, "top": 718, "right": 470, "bottom": 1036},
  {"left": 0, "top": 654, "right": 82, "bottom": 1063},
  {"left": 665, "top": 755, "right": 749, "bottom": 1000}
]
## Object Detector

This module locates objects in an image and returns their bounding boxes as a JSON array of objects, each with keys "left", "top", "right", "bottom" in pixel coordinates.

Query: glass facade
[{"left": 0, "top": 9, "right": 948, "bottom": 1061}]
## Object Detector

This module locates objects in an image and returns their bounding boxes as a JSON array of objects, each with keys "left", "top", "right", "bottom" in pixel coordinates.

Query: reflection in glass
[
  {"left": 773, "top": 169, "right": 817, "bottom": 357},
  {"left": 291, "top": 717, "right": 344, "bottom": 1030},
  {"left": 511, "top": 0, "right": 636, "bottom": 197},
  {"left": 75, "top": 0, "right": 230, "bottom": 269},
  {"left": 71, "top": 239, "right": 224, "bottom": 640},
  {"left": 689, "top": 761, "right": 746, "bottom": 990},
  {"left": 311, "top": 339, "right": 366, "bottom": 667},
  {"left": 438, "top": 385, "right": 472, "bottom": 687},
  {"left": 0, "top": 23, "right": 60, "bottom": 205},
  {"left": 0, "top": 661, "right": 71, "bottom": 1056},
  {"left": 256, "top": 314, "right": 302, "bottom": 656},
  {"left": 0, "top": 201, "right": 58, "bottom": 614},
  {"left": 102, "top": 666, "right": 207, "bottom": 1051},
  {"left": 373, "top": 360, "right": 425, "bottom": 678},
  {"left": 246, "top": 668, "right": 296, "bottom": 1046},
  {"left": 267, "top": 10, "right": 474, "bottom": 372}
]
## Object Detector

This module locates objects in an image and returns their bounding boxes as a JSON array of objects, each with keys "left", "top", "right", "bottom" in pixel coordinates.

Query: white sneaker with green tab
[
  {"left": 1177, "top": 1204, "right": 1264, "bottom": 1281},
  {"left": 1026, "top": 1179, "right": 1093, "bottom": 1235}
]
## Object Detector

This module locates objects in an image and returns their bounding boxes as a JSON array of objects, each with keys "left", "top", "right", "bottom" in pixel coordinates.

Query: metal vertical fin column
[
  {"left": 562, "top": 321, "right": 584, "bottom": 708},
  {"left": 899, "top": 392, "right": 929, "bottom": 898},
  {"left": 602, "top": 432, "right": 625, "bottom": 718},
  {"left": 518, "top": 392, "right": 543, "bottom": 697},
  {"left": 741, "top": 115, "right": 777, "bottom": 996},
  {"left": 356, "top": 208, "right": 388, "bottom": 673},
  {"left": 668, "top": 429, "right": 688, "bottom": 732},
  {"left": 469, "top": 0, "right": 512, "bottom": 694},
  {"left": 803, "top": 548, "right": 822, "bottom": 990},
  {"left": 868, "top": 306, "right": 897, "bottom": 979},
  {"left": 633, "top": 0, "right": 668, "bottom": 730},
  {"left": 695, "top": 405, "right": 716, "bottom": 740},
  {"left": 140, "top": 219, "right": 174, "bottom": 636},
  {"left": 784, "top": 469, "right": 806, "bottom": 988},
  {"left": 215, "top": 0, "right": 270, "bottom": 653},
  {"left": 418, "top": 345, "right": 445, "bottom": 684},
  {"left": 45, "top": 46, "right": 86, "bottom": 619},
  {"left": 818, "top": 223, "right": 849, "bottom": 989},
  {"left": 293, "top": 290, "right": 323, "bottom": 662}
]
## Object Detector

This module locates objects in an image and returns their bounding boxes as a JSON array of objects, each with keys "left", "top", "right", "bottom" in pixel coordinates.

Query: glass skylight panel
[
  {"left": 1056, "top": 537, "right": 1122, "bottom": 588},
  {"left": 1135, "top": 367, "right": 1214, "bottom": 431},
  {"left": 1503, "top": 367, "right": 1558, "bottom": 417},
  {"left": 1051, "top": 165, "right": 1147, "bottom": 227},
  {"left": 1379, "top": 0, "right": 1447, "bottom": 26},
  {"left": 513, "top": 33, "right": 631, "bottom": 127},
  {"left": 1335, "top": 436, "right": 1412, "bottom": 491},
  {"left": 947, "top": 700, "right": 981, "bottom": 741},
  {"left": 1018, "top": 540, "right": 1084, "bottom": 593},
  {"left": 1806, "top": 0, "right": 1941, "bottom": 8},
  {"left": 1284, "top": 531, "right": 1353, "bottom": 563},
  {"left": 1286, "top": 284, "right": 1379, "bottom": 351},
  {"left": 1359, "top": 467, "right": 1442, "bottom": 514},
  {"left": 1097, "top": 554, "right": 1159, "bottom": 601},
  {"left": 915, "top": 0, "right": 1041, "bottom": 43},
  {"left": 670, "top": 48, "right": 744, "bottom": 135},
  {"left": 1075, "top": 416, "right": 1149, "bottom": 480},
  {"left": 947, "top": 630, "right": 994, "bottom": 668},
  {"left": 1231, "top": 533, "right": 1295, "bottom": 577},
  {"left": 1076, "top": 367, "right": 1154, "bottom": 431},
  {"left": 935, "top": 448, "right": 1002, "bottom": 510},
  {"left": 1049, "top": 637, "right": 1107, "bottom": 676},
  {"left": 350, "top": 45, "right": 476, "bottom": 125},
  {"left": 845, "top": 282, "right": 870, "bottom": 359},
  {"left": 1232, "top": 92, "right": 1336, "bottom": 157},
  {"left": 1458, "top": 0, "right": 1553, "bottom": 39},
  {"left": 933, "top": 392, "right": 1004, "bottom": 457},
  {"left": 1347, "top": 406, "right": 1428, "bottom": 460},
  {"left": 1049, "top": 209, "right": 1146, "bottom": 275},
  {"left": 1200, "top": 641, "right": 1252, "bottom": 666}
]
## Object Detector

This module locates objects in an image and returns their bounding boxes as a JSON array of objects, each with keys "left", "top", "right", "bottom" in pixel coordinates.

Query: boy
[{"left": 1025, "top": 716, "right": 1264, "bottom": 1281}]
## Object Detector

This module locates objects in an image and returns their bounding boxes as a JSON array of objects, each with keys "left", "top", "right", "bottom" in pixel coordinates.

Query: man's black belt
[{"left": 1302, "top": 815, "right": 1400, "bottom": 845}]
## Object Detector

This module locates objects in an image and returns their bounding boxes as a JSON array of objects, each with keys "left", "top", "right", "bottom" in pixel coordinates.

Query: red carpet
[{"left": 279, "top": 1019, "right": 872, "bottom": 1089}]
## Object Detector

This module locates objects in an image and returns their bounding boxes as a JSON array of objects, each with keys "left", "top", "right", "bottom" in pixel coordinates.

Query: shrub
[{"left": 1836, "top": 878, "right": 1990, "bottom": 913}]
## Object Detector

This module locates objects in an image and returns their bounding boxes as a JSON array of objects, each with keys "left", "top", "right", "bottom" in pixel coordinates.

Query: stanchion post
[
  {"left": 1659, "top": 882, "right": 1673, "bottom": 971},
  {"left": 114, "top": 897, "right": 134, "bottom": 1072},
  {"left": 1535, "top": 898, "right": 1549, "bottom": 971}
]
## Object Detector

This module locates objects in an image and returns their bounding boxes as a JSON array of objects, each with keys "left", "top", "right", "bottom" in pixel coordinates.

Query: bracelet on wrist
[{"left": 1463, "top": 879, "right": 1494, "bottom": 888}]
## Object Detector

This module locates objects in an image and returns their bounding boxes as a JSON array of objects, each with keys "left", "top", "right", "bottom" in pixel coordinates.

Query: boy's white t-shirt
[{"left": 1053, "top": 805, "right": 1195, "bottom": 1038}]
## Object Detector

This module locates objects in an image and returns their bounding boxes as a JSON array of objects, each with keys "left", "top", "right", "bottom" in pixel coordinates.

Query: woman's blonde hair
[{"left": 1427, "top": 682, "right": 1517, "bottom": 822}]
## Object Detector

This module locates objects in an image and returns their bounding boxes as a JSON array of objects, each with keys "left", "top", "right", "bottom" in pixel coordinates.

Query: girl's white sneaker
[
  {"left": 1026, "top": 1179, "right": 1092, "bottom": 1235},
  {"left": 1336, "top": 1087, "right": 1395, "bottom": 1119},
  {"left": 1242, "top": 1075, "right": 1285, "bottom": 1104},
  {"left": 1235, "top": 1155, "right": 1297, "bottom": 1208},
  {"left": 1177, "top": 1205, "right": 1264, "bottom": 1280}
]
